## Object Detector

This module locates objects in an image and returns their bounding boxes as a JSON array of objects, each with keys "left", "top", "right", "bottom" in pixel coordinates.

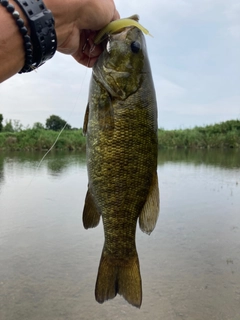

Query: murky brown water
[{"left": 0, "top": 150, "right": 240, "bottom": 320}]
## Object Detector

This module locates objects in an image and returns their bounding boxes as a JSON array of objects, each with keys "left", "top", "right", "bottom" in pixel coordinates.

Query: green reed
[{"left": 0, "top": 120, "right": 239, "bottom": 151}]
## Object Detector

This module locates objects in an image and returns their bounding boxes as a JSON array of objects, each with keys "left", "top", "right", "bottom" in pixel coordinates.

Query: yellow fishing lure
[{"left": 94, "top": 14, "right": 152, "bottom": 44}]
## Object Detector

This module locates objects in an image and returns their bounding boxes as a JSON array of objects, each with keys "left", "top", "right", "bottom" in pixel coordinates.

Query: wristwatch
[{"left": 13, "top": 0, "right": 57, "bottom": 71}]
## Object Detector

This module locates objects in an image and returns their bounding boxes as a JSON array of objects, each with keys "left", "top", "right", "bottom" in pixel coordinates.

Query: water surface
[{"left": 0, "top": 150, "right": 240, "bottom": 320}]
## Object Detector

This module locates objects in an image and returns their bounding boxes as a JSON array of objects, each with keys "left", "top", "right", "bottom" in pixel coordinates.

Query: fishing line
[
  {"left": 37, "top": 43, "right": 96, "bottom": 168},
  {"left": 25, "top": 44, "right": 94, "bottom": 189},
  {"left": 35, "top": 65, "right": 89, "bottom": 171}
]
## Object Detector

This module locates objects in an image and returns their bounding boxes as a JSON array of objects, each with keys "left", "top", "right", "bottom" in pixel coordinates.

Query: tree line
[
  {"left": 0, "top": 114, "right": 72, "bottom": 132},
  {"left": 1, "top": 113, "right": 239, "bottom": 149}
]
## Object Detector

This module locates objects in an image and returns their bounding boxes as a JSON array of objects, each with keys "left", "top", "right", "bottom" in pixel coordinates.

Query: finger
[
  {"left": 72, "top": 33, "right": 102, "bottom": 67},
  {"left": 113, "top": 9, "right": 120, "bottom": 20}
]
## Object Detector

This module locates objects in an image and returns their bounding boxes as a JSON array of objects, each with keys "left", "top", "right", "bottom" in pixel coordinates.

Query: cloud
[
  {"left": 225, "top": 1, "right": 240, "bottom": 39},
  {"left": 153, "top": 76, "right": 187, "bottom": 114},
  {"left": 178, "top": 96, "right": 240, "bottom": 116},
  {"left": 1, "top": 0, "right": 239, "bottom": 130},
  {"left": 0, "top": 52, "right": 91, "bottom": 128}
]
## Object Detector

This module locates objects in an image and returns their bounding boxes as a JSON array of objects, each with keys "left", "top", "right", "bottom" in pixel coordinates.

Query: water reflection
[
  {"left": 0, "top": 150, "right": 239, "bottom": 320},
  {"left": 1, "top": 151, "right": 86, "bottom": 177},
  {"left": 1, "top": 150, "right": 86, "bottom": 165},
  {"left": 2, "top": 148, "right": 240, "bottom": 171},
  {"left": 0, "top": 153, "right": 4, "bottom": 189},
  {"left": 45, "top": 152, "right": 86, "bottom": 175},
  {"left": 158, "top": 148, "right": 240, "bottom": 169}
]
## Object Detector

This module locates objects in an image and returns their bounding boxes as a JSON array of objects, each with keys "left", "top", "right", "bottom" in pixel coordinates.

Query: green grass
[
  {"left": 158, "top": 120, "right": 240, "bottom": 149},
  {"left": 0, "top": 129, "right": 86, "bottom": 151},
  {"left": 0, "top": 120, "right": 239, "bottom": 151}
]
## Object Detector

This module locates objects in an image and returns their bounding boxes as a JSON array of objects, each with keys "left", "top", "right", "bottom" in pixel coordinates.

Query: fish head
[{"left": 93, "top": 27, "right": 149, "bottom": 100}]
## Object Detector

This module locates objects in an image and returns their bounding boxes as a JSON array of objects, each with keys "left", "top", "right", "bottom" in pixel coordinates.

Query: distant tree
[
  {"left": 33, "top": 122, "right": 44, "bottom": 130},
  {"left": 45, "top": 115, "right": 71, "bottom": 131},
  {"left": 12, "top": 119, "right": 23, "bottom": 132},
  {"left": 2, "top": 119, "right": 24, "bottom": 132},
  {"left": 3, "top": 119, "right": 14, "bottom": 132},
  {"left": 0, "top": 114, "right": 3, "bottom": 132}
]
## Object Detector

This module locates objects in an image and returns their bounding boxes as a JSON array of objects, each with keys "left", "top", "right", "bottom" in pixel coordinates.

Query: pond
[{"left": 0, "top": 149, "right": 240, "bottom": 320}]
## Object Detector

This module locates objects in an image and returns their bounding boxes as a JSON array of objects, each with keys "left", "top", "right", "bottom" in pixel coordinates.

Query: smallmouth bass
[{"left": 83, "top": 24, "right": 159, "bottom": 308}]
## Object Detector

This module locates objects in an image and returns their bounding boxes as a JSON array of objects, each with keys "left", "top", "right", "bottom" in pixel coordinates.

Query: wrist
[
  {"left": 13, "top": 0, "right": 57, "bottom": 71},
  {"left": 0, "top": 0, "right": 31, "bottom": 80},
  {"left": 43, "top": 0, "right": 77, "bottom": 46}
]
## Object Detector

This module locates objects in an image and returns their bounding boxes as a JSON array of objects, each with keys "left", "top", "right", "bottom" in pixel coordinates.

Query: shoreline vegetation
[{"left": 0, "top": 120, "right": 239, "bottom": 151}]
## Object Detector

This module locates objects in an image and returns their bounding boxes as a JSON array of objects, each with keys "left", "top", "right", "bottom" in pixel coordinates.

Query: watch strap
[{"left": 13, "top": 0, "right": 57, "bottom": 70}]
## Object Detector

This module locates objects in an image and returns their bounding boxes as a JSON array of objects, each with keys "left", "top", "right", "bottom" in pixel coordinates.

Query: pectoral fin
[
  {"left": 83, "top": 188, "right": 101, "bottom": 229},
  {"left": 83, "top": 103, "right": 89, "bottom": 135},
  {"left": 97, "top": 90, "right": 114, "bottom": 131},
  {"left": 139, "top": 171, "right": 159, "bottom": 235}
]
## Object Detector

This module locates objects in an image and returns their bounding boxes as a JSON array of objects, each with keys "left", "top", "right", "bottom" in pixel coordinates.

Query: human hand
[{"left": 45, "top": 0, "right": 120, "bottom": 67}]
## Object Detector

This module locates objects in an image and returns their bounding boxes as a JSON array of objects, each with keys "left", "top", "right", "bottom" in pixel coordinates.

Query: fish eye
[{"left": 131, "top": 41, "right": 141, "bottom": 53}]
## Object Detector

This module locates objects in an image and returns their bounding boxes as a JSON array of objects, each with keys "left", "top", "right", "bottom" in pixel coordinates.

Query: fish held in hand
[{"left": 83, "top": 23, "right": 159, "bottom": 308}]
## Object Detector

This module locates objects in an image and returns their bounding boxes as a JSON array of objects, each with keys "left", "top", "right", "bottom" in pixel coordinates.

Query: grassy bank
[
  {"left": 158, "top": 120, "right": 240, "bottom": 149},
  {"left": 0, "top": 129, "right": 86, "bottom": 151},
  {"left": 0, "top": 120, "right": 239, "bottom": 151}
]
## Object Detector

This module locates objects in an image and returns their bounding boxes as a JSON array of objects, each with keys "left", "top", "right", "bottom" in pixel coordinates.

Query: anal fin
[
  {"left": 83, "top": 188, "right": 101, "bottom": 229},
  {"left": 139, "top": 171, "right": 159, "bottom": 235}
]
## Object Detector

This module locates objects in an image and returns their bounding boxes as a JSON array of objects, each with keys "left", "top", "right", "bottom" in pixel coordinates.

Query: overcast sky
[{"left": 1, "top": 0, "right": 239, "bottom": 130}]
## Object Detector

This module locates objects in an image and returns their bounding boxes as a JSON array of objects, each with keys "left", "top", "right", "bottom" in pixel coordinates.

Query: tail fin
[{"left": 95, "top": 251, "right": 142, "bottom": 308}]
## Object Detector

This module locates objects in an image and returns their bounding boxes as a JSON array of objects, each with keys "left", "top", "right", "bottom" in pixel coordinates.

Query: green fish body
[{"left": 83, "top": 26, "right": 159, "bottom": 308}]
